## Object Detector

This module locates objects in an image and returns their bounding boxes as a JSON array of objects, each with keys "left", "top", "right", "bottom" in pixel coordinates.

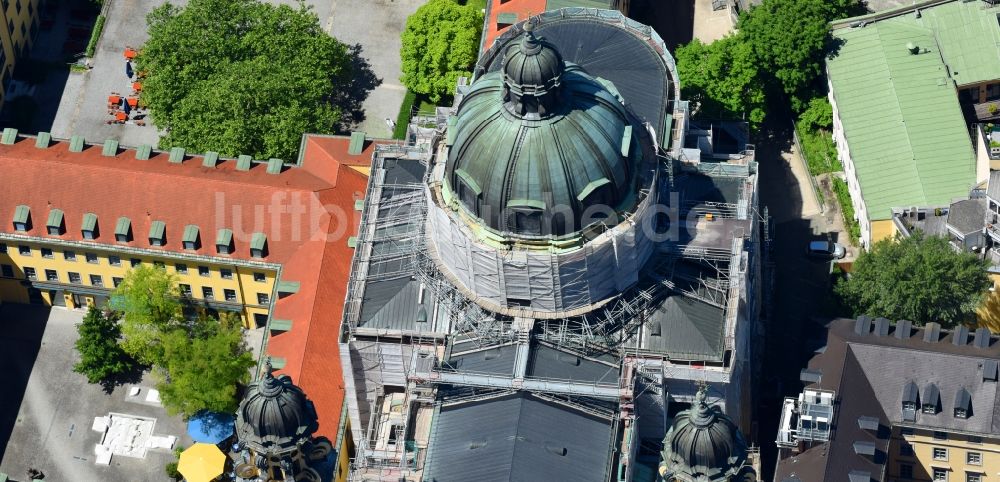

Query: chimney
[
  {"left": 923, "top": 322, "right": 942, "bottom": 343},
  {"left": 874, "top": 318, "right": 890, "bottom": 336},
  {"left": 895, "top": 319, "right": 913, "bottom": 339},
  {"left": 953, "top": 326, "right": 970, "bottom": 346},
  {"left": 855, "top": 315, "right": 873, "bottom": 335}
]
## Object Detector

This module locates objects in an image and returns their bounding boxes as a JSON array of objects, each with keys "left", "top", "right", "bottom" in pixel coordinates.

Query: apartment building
[{"left": 0, "top": 0, "right": 41, "bottom": 106}]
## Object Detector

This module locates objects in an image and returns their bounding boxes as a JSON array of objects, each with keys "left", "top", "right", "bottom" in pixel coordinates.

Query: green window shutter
[
  {"left": 47, "top": 209, "right": 64, "bottom": 229},
  {"left": 203, "top": 151, "right": 219, "bottom": 167},
  {"left": 149, "top": 221, "right": 166, "bottom": 241},
  {"left": 348, "top": 131, "right": 366, "bottom": 155},
  {"left": 216, "top": 228, "right": 233, "bottom": 247},
  {"left": 250, "top": 232, "right": 267, "bottom": 250},
  {"left": 1, "top": 127, "right": 18, "bottom": 145},
  {"left": 13, "top": 205, "right": 29, "bottom": 224},
  {"left": 269, "top": 357, "right": 287, "bottom": 369},
  {"left": 136, "top": 144, "right": 152, "bottom": 160},
  {"left": 236, "top": 155, "right": 252, "bottom": 171},
  {"left": 35, "top": 132, "right": 51, "bottom": 148},
  {"left": 102, "top": 139, "right": 119, "bottom": 157},
  {"left": 82, "top": 213, "right": 98, "bottom": 232},
  {"left": 276, "top": 280, "right": 300, "bottom": 295},
  {"left": 266, "top": 158, "right": 283, "bottom": 174},
  {"left": 69, "top": 135, "right": 85, "bottom": 152},
  {"left": 115, "top": 217, "right": 131, "bottom": 237},
  {"left": 168, "top": 147, "right": 185, "bottom": 163}
]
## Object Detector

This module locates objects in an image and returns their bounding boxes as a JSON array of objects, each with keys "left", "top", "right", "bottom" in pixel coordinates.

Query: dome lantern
[
  {"left": 659, "top": 387, "right": 756, "bottom": 482},
  {"left": 235, "top": 360, "right": 320, "bottom": 456},
  {"left": 501, "top": 18, "right": 564, "bottom": 119}
]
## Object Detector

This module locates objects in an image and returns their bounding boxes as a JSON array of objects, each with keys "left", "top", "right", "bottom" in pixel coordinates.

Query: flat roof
[{"left": 828, "top": 19, "right": 977, "bottom": 221}]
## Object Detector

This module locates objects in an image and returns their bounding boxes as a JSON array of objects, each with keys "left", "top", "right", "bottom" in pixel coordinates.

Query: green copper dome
[
  {"left": 659, "top": 389, "right": 754, "bottom": 482},
  {"left": 445, "top": 30, "right": 648, "bottom": 238}
]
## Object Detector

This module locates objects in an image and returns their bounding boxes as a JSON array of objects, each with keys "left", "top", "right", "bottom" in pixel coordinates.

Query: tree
[
  {"left": 113, "top": 265, "right": 183, "bottom": 365},
  {"left": 835, "top": 233, "right": 990, "bottom": 327},
  {"left": 797, "top": 96, "right": 833, "bottom": 131},
  {"left": 737, "top": 0, "right": 862, "bottom": 111},
  {"left": 74, "top": 307, "right": 135, "bottom": 384},
  {"left": 156, "top": 313, "right": 254, "bottom": 416},
  {"left": 675, "top": 36, "right": 767, "bottom": 128},
  {"left": 138, "top": 0, "right": 353, "bottom": 160},
  {"left": 400, "top": 0, "right": 482, "bottom": 102}
]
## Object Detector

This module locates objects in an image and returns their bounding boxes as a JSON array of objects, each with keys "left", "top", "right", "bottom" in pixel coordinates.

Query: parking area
[{"left": 0, "top": 304, "right": 190, "bottom": 482}]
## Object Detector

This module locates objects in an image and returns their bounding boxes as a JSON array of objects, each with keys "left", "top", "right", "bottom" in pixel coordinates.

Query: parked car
[{"left": 806, "top": 240, "right": 846, "bottom": 259}]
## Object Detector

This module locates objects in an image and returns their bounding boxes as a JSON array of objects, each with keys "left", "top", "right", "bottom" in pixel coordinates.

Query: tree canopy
[
  {"left": 74, "top": 307, "right": 135, "bottom": 385},
  {"left": 138, "top": 0, "right": 353, "bottom": 160},
  {"left": 400, "top": 0, "right": 482, "bottom": 102},
  {"left": 675, "top": 36, "right": 766, "bottom": 128},
  {"left": 835, "top": 233, "right": 990, "bottom": 327},
  {"left": 113, "top": 265, "right": 183, "bottom": 365},
  {"left": 157, "top": 313, "right": 254, "bottom": 416}
]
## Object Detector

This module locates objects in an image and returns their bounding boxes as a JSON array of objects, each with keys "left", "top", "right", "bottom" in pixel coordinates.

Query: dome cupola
[
  {"left": 501, "top": 19, "right": 564, "bottom": 118},
  {"left": 659, "top": 388, "right": 753, "bottom": 482},
  {"left": 236, "top": 361, "right": 320, "bottom": 456}
]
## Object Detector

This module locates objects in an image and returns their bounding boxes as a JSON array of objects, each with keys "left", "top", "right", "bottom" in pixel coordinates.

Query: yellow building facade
[
  {"left": 0, "top": 0, "right": 41, "bottom": 107},
  {"left": 0, "top": 236, "right": 278, "bottom": 327},
  {"left": 887, "top": 427, "right": 999, "bottom": 482}
]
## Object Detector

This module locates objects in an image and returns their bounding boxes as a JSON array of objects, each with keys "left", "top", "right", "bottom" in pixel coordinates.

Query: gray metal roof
[
  {"left": 945, "top": 198, "right": 986, "bottom": 236},
  {"left": 526, "top": 343, "right": 620, "bottom": 383},
  {"left": 358, "top": 278, "right": 433, "bottom": 332},
  {"left": 448, "top": 344, "right": 519, "bottom": 376},
  {"left": 423, "top": 393, "right": 615, "bottom": 482},
  {"left": 643, "top": 295, "right": 726, "bottom": 361}
]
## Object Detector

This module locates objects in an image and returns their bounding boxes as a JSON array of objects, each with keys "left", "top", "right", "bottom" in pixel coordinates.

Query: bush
[
  {"left": 85, "top": 15, "right": 106, "bottom": 58},
  {"left": 831, "top": 177, "right": 861, "bottom": 243},
  {"left": 797, "top": 122, "right": 841, "bottom": 175},
  {"left": 394, "top": 90, "right": 416, "bottom": 140},
  {"left": 165, "top": 462, "right": 180, "bottom": 480}
]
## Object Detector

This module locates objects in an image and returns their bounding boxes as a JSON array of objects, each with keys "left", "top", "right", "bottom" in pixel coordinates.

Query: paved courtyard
[
  {"left": 0, "top": 304, "right": 190, "bottom": 482},
  {"left": 50, "top": 0, "right": 339, "bottom": 150},
  {"left": 692, "top": 0, "right": 735, "bottom": 44},
  {"left": 330, "top": 0, "right": 426, "bottom": 139}
]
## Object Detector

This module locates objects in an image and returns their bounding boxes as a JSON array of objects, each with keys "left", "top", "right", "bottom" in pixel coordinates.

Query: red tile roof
[
  {"left": 0, "top": 133, "right": 378, "bottom": 438},
  {"left": 483, "top": 0, "right": 547, "bottom": 48}
]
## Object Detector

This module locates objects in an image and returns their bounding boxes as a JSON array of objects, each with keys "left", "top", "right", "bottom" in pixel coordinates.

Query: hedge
[{"left": 85, "top": 15, "right": 106, "bottom": 58}]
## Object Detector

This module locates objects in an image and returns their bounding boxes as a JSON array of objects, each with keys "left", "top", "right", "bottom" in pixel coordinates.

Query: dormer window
[
  {"left": 46, "top": 208, "right": 64, "bottom": 235},
  {"left": 115, "top": 217, "right": 132, "bottom": 243},
  {"left": 182, "top": 225, "right": 200, "bottom": 250},
  {"left": 250, "top": 232, "right": 267, "bottom": 259},
  {"left": 81, "top": 213, "right": 98, "bottom": 239},
  {"left": 954, "top": 387, "right": 972, "bottom": 419},
  {"left": 922, "top": 383, "right": 940, "bottom": 415},
  {"left": 149, "top": 220, "right": 166, "bottom": 247},
  {"left": 13, "top": 204, "right": 29, "bottom": 232},
  {"left": 216, "top": 228, "right": 233, "bottom": 255}
]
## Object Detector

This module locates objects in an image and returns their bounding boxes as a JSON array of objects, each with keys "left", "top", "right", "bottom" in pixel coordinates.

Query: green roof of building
[
  {"left": 545, "top": 0, "right": 615, "bottom": 11},
  {"left": 828, "top": 20, "right": 977, "bottom": 221}
]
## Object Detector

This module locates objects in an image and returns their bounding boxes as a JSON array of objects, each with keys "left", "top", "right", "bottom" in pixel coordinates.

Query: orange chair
[
  {"left": 114, "top": 111, "right": 127, "bottom": 123},
  {"left": 127, "top": 97, "right": 138, "bottom": 108}
]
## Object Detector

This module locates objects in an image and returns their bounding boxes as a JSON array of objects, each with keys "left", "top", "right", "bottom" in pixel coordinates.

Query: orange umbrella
[
  {"left": 124, "top": 48, "right": 137, "bottom": 60},
  {"left": 114, "top": 112, "right": 127, "bottom": 122},
  {"left": 127, "top": 97, "right": 138, "bottom": 108},
  {"left": 132, "top": 82, "right": 142, "bottom": 93},
  {"left": 108, "top": 94, "right": 121, "bottom": 104}
]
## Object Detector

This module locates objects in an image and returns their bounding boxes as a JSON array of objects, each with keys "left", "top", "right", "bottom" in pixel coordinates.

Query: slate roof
[
  {"left": 828, "top": 19, "right": 977, "bottom": 221},
  {"left": 481, "top": 0, "right": 619, "bottom": 49},
  {"left": 423, "top": 392, "right": 615, "bottom": 482},
  {"left": 0, "top": 133, "right": 377, "bottom": 441},
  {"left": 945, "top": 198, "right": 986, "bottom": 236},
  {"left": 526, "top": 343, "right": 620, "bottom": 383},
  {"left": 448, "top": 344, "right": 520, "bottom": 375},
  {"left": 775, "top": 318, "right": 1000, "bottom": 481}
]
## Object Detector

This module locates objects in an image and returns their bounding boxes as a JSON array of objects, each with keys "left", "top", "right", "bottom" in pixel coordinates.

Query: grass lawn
[{"left": 461, "top": 0, "right": 488, "bottom": 11}]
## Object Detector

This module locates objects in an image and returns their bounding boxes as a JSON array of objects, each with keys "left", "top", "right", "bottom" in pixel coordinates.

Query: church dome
[
  {"left": 660, "top": 389, "right": 749, "bottom": 481},
  {"left": 236, "top": 362, "right": 319, "bottom": 456},
  {"left": 445, "top": 22, "right": 649, "bottom": 238}
]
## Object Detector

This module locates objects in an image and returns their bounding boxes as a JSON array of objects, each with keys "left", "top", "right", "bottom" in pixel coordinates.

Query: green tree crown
[
  {"left": 400, "top": 0, "right": 482, "bottom": 102},
  {"left": 74, "top": 307, "right": 135, "bottom": 384}
]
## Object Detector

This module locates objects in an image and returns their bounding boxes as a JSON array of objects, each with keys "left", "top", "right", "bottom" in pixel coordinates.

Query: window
[
  {"left": 89, "top": 275, "right": 103, "bottom": 287},
  {"left": 198, "top": 266, "right": 210, "bottom": 277},
  {"left": 130, "top": 258, "right": 141, "bottom": 267},
  {"left": 86, "top": 252, "right": 98, "bottom": 264},
  {"left": 899, "top": 442, "right": 914, "bottom": 457},
  {"left": 934, "top": 447, "right": 948, "bottom": 461},
  {"left": 109, "top": 255, "right": 121, "bottom": 267},
  {"left": 112, "top": 277, "right": 123, "bottom": 288},
  {"left": 18, "top": 245, "right": 30, "bottom": 256},
  {"left": 44, "top": 269, "right": 57, "bottom": 281},
  {"left": 1, "top": 264, "right": 12, "bottom": 277},
  {"left": 40, "top": 247, "right": 52, "bottom": 258},
  {"left": 933, "top": 468, "right": 948, "bottom": 481},
  {"left": 967, "top": 473, "right": 982, "bottom": 482},
  {"left": 224, "top": 289, "right": 237, "bottom": 302},
  {"left": 934, "top": 431, "right": 948, "bottom": 441},
  {"left": 63, "top": 250, "right": 76, "bottom": 261},
  {"left": 220, "top": 268, "right": 233, "bottom": 280},
  {"left": 253, "top": 272, "right": 266, "bottom": 283},
  {"left": 0, "top": 242, "right": 5, "bottom": 253},
  {"left": 967, "top": 451, "right": 982, "bottom": 465},
  {"left": 68, "top": 272, "right": 81, "bottom": 284},
  {"left": 24, "top": 266, "right": 35, "bottom": 280},
  {"left": 899, "top": 464, "right": 914, "bottom": 479},
  {"left": 201, "top": 287, "right": 214, "bottom": 300},
  {"left": 968, "top": 436, "right": 982, "bottom": 444},
  {"left": 175, "top": 263, "right": 187, "bottom": 274},
  {"left": 179, "top": 284, "right": 192, "bottom": 296},
  {"left": 257, "top": 293, "right": 269, "bottom": 305}
]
